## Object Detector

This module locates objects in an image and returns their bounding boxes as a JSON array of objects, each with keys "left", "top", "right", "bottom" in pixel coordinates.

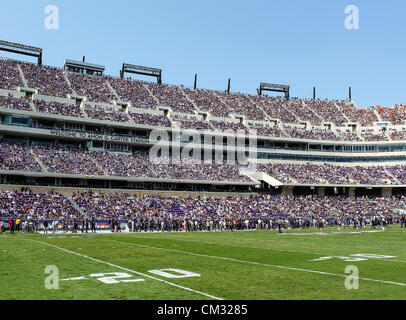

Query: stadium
[{"left": 1, "top": 2, "right": 406, "bottom": 307}]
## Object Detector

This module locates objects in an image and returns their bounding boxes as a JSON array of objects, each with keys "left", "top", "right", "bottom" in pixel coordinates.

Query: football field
[{"left": 1, "top": 227, "right": 406, "bottom": 300}]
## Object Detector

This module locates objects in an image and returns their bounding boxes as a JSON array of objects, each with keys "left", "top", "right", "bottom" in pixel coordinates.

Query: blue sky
[{"left": 0, "top": 0, "right": 405, "bottom": 108}]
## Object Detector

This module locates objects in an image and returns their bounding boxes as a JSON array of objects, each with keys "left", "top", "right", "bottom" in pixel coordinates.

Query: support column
[
  {"left": 318, "top": 187, "right": 326, "bottom": 197},
  {"left": 282, "top": 186, "right": 294, "bottom": 195},
  {"left": 382, "top": 187, "right": 392, "bottom": 197}
]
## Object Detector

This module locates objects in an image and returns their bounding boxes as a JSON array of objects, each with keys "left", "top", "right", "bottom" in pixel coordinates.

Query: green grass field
[{"left": 1, "top": 226, "right": 406, "bottom": 300}]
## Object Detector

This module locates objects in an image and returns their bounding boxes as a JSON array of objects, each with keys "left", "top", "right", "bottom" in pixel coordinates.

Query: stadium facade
[{"left": 0, "top": 41, "right": 406, "bottom": 199}]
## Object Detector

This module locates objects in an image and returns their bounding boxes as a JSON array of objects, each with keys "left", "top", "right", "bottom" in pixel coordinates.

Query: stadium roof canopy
[
  {"left": 64, "top": 59, "right": 105, "bottom": 76},
  {"left": 258, "top": 82, "right": 290, "bottom": 98},
  {"left": 120, "top": 63, "right": 162, "bottom": 84},
  {"left": 0, "top": 40, "right": 43, "bottom": 65}
]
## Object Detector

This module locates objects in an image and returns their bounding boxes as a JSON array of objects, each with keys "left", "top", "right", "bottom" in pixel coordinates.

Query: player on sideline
[
  {"left": 43, "top": 220, "right": 48, "bottom": 234},
  {"left": 15, "top": 217, "right": 20, "bottom": 233},
  {"left": 8, "top": 219, "right": 15, "bottom": 235},
  {"left": 91, "top": 218, "right": 96, "bottom": 233},
  {"left": 382, "top": 217, "right": 387, "bottom": 231},
  {"left": 319, "top": 219, "right": 324, "bottom": 232},
  {"left": 277, "top": 217, "right": 283, "bottom": 233},
  {"left": 52, "top": 218, "right": 58, "bottom": 234}
]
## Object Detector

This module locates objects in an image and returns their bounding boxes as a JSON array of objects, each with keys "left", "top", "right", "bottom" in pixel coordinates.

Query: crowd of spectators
[
  {"left": 108, "top": 77, "right": 158, "bottom": 110},
  {"left": 170, "top": 118, "right": 211, "bottom": 130},
  {"left": 0, "top": 142, "right": 42, "bottom": 172},
  {"left": 0, "top": 94, "right": 32, "bottom": 111},
  {"left": 214, "top": 91, "right": 267, "bottom": 121},
  {"left": 33, "top": 146, "right": 105, "bottom": 176},
  {"left": 352, "top": 165, "right": 393, "bottom": 185},
  {"left": 249, "top": 96, "right": 297, "bottom": 124},
  {"left": 3, "top": 143, "right": 249, "bottom": 182},
  {"left": 146, "top": 83, "right": 195, "bottom": 113},
  {"left": 340, "top": 102, "right": 378, "bottom": 126},
  {"left": 130, "top": 112, "right": 172, "bottom": 127},
  {"left": 3, "top": 58, "right": 406, "bottom": 142},
  {"left": 335, "top": 128, "right": 362, "bottom": 141},
  {"left": 283, "top": 126, "right": 339, "bottom": 141},
  {"left": 209, "top": 120, "right": 247, "bottom": 132},
  {"left": 304, "top": 99, "right": 348, "bottom": 126},
  {"left": 20, "top": 62, "right": 70, "bottom": 98},
  {"left": 74, "top": 192, "right": 404, "bottom": 225},
  {"left": 67, "top": 73, "right": 116, "bottom": 104},
  {"left": 2, "top": 190, "right": 402, "bottom": 232},
  {"left": 0, "top": 189, "right": 78, "bottom": 223},
  {"left": 386, "top": 165, "right": 406, "bottom": 184},
  {"left": 249, "top": 123, "right": 287, "bottom": 138},
  {"left": 153, "top": 159, "right": 251, "bottom": 182},
  {"left": 360, "top": 129, "right": 389, "bottom": 142},
  {"left": 288, "top": 99, "right": 322, "bottom": 125},
  {"left": 0, "top": 59, "right": 23, "bottom": 90},
  {"left": 1, "top": 141, "right": 406, "bottom": 185},
  {"left": 257, "top": 162, "right": 395, "bottom": 185},
  {"left": 34, "top": 99, "right": 80, "bottom": 117},
  {"left": 91, "top": 151, "right": 152, "bottom": 178},
  {"left": 377, "top": 105, "right": 406, "bottom": 126},
  {"left": 184, "top": 88, "right": 230, "bottom": 117},
  {"left": 84, "top": 104, "right": 129, "bottom": 122},
  {"left": 388, "top": 128, "right": 406, "bottom": 141}
]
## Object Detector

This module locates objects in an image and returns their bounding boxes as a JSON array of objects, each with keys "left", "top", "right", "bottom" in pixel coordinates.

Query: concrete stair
[
  {"left": 16, "top": 63, "right": 28, "bottom": 87},
  {"left": 30, "top": 149, "right": 48, "bottom": 172}
]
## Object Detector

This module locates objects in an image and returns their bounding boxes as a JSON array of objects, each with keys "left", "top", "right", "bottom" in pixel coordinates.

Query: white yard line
[
  {"left": 105, "top": 239, "right": 406, "bottom": 287},
  {"left": 19, "top": 237, "right": 223, "bottom": 300},
  {"left": 206, "top": 235, "right": 406, "bottom": 253},
  {"left": 113, "top": 235, "right": 325, "bottom": 256},
  {"left": 37, "top": 231, "right": 406, "bottom": 262},
  {"left": 278, "top": 230, "right": 384, "bottom": 236},
  {"left": 110, "top": 235, "right": 406, "bottom": 263}
]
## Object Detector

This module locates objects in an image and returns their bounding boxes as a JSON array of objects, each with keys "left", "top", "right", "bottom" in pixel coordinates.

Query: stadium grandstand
[{"left": 1, "top": 40, "right": 406, "bottom": 233}]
